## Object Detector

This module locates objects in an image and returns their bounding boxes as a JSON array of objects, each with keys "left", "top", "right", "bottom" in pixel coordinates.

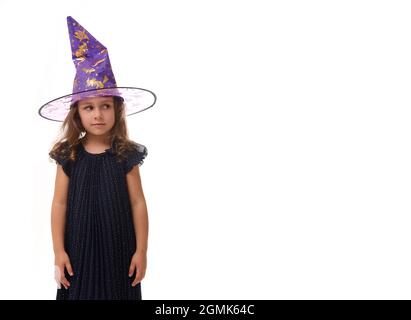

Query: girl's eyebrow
[{"left": 80, "top": 100, "right": 113, "bottom": 106}]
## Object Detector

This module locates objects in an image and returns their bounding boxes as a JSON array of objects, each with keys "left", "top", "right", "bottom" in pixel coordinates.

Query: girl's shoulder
[
  {"left": 49, "top": 141, "right": 74, "bottom": 177},
  {"left": 123, "top": 140, "right": 148, "bottom": 174},
  {"left": 127, "top": 140, "right": 147, "bottom": 154}
]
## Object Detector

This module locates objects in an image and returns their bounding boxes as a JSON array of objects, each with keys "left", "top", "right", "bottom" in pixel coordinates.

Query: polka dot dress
[{"left": 50, "top": 139, "right": 147, "bottom": 300}]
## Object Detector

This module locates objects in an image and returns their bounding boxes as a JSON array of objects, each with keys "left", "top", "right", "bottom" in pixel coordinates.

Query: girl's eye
[{"left": 84, "top": 104, "right": 110, "bottom": 110}]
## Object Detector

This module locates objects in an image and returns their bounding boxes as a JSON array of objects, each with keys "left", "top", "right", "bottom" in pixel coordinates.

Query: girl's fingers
[
  {"left": 132, "top": 268, "right": 141, "bottom": 286},
  {"left": 128, "top": 263, "right": 135, "bottom": 277},
  {"left": 66, "top": 262, "right": 74, "bottom": 276},
  {"left": 61, "top": 264, "right": 70, "bottom": 289},
  {"left": 54, "top": 265, "right": 62, "bottom": 289},
  {"left": 61, "top": 275, "right": 70, "bottom": 289},
  {"left": 55, "top": 265, "right": 67, "bottom": 289}
]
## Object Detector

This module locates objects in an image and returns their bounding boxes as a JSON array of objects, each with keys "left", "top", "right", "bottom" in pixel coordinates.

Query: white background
[{"left": 0, "top": 0, "right": 410, "bottom": 299}]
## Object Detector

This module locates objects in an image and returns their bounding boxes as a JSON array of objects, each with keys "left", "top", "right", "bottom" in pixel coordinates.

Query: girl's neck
[{"left": 81, "top": 135, "right": 111, "bottom": 148}]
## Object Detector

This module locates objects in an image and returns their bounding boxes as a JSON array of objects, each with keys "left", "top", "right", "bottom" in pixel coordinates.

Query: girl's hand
[
  {"left": 128, "top": 251, "right": 147, "bottom": 287},
  {"left": 54, "top": 251, "right": 74, "bottom": 290}
]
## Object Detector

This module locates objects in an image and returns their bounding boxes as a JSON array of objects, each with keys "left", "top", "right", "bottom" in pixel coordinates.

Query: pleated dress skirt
[{"left": 51, "top": 140, "right": 147, "bottom": 300}]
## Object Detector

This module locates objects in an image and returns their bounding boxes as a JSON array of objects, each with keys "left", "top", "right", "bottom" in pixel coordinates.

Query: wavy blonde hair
[{"left": 49, "top": 96, "right": 139, "bottom": 164}]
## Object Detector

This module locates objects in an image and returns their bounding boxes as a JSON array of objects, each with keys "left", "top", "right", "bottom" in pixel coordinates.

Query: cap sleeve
[
  {"left": 50, "top": 154, "right": 72, "bottom": 178},
  {"left": 124, "top": 142, "right": 148, "bottom": 174}
]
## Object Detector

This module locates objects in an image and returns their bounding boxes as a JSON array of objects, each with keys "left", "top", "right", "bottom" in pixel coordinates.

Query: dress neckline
[{"left": 79, "top": 140, "right": 116, "bottom": 156}]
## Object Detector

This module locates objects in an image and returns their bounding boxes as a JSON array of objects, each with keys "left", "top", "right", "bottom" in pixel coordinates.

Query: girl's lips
[{"left": 92, "top": 124, "right": 105, "bottom": 126}]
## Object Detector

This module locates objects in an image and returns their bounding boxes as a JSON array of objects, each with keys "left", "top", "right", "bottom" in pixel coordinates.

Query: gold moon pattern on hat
[{"left": 86, "top": 75, "right": 109, "bottom": 89}]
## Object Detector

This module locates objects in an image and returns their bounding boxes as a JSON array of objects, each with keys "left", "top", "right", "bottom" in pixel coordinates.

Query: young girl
[{"left": 38, "top": 16, "right": 156, "bottom": 300}]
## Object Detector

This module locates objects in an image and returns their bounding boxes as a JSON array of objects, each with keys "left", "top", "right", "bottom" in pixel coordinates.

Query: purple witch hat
[{"left": 38, "top": 16, "right": 156, "bottom": 122}]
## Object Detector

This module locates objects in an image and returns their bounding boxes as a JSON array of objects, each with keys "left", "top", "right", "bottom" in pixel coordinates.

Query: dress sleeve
[
  {"left": 50, "top": 154, "right": 72, "bottom": 178},
  {"left": 124, "top": 142, "right": 148, "bottom": 174}
]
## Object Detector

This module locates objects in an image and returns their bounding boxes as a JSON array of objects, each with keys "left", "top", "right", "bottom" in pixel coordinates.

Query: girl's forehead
[{"left": 78, "top": 96, "right": 114, "bottom": 104}]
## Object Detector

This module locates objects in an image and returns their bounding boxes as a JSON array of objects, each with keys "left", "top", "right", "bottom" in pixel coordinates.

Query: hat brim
[{"left": 38, "top": 87, "right": 156, "bottom": 122}]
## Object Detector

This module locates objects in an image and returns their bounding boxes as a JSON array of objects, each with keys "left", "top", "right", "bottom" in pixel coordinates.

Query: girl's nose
[{"left": 94, "top": 110, "right": 103, "bottom": 118}]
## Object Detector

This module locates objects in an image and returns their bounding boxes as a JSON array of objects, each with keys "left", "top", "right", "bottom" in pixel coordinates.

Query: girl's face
[{"left": 77, "top": 96, "right": 115, "bottom": 137}]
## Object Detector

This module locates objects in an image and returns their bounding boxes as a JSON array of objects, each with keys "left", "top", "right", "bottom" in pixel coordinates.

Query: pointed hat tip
[
  {"left": 67, "top": 16, "right": 79, "bottom": 29},
  {"left": 67, "top": 16, "right": 78, "bottom": 25}
]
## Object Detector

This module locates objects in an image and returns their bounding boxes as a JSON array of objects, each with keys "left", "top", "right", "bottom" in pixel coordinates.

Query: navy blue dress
[{"left": 50, "top": 139, "right": 147, "bottom": 300}]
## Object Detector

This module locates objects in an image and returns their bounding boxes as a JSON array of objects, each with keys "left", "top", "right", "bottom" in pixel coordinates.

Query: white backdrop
[{"left": 0, "top": 0, "right": 410, "bottom": 299}]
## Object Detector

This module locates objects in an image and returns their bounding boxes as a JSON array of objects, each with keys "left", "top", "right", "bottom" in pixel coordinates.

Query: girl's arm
[
  {"left": 51, "top": 165, "right": 69, "bottom": 254},
  {"left": 126, "top": 165, "right": 148, "bottom": 286},
  {"left": 51, "top": 165, "right": 74, "bottom": 289},
  {"left": 126, "top": 165, "right": 149, "bottom": 254}
]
